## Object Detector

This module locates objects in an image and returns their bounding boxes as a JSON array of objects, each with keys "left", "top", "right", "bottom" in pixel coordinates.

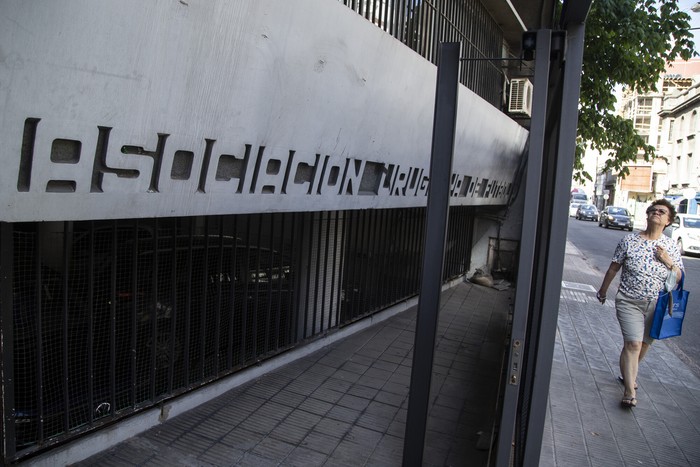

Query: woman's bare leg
[{"left": 619, "top": 341, "right": 642, "bottom": 399}]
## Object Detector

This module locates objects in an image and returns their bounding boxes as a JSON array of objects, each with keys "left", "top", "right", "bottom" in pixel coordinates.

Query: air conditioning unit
[{"left": 508, "top": 78, "right": 533, "bottom": 117}]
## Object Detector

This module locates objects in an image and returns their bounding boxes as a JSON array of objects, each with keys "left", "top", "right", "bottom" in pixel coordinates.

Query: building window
[
  {"left": 635, "top": 115, "right": 651, "bottom": 133},
  {"left": 637, "top": 97, "right": 653, "bottom": 115},
  {"left": 669, "top": 119, "right": 675, "bottom": 143},
  {"left": 688, "top": 154, "right": 694, "bottom": 178}
]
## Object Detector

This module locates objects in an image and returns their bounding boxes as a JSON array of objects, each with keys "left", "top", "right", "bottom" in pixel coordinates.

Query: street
[{"left": 566, "top": 216, "right": 700, "bottom": 379}]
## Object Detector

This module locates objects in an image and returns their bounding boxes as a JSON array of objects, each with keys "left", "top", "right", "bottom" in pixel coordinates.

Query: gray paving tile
[
  {"left": 337, "top": 393, "right": 372, "bottom": 412},
  {"left": 199, "top": 443, "right": 245, "bottom": 466},
  {"left": 195, "top": 416, "right": 236, "bottom": 441},
  {"left": 356, "top": 412, "right": 393, "bottom": 432},
  {"left": 310, "top": 386, "right": 344, "bottom": 404},
  {"left": 213, "top": 391, "right": 260, "bottom": 410},
  {"left": 377, "top": 352, "right": 405, "bottom": 366},
  {"left": 171, "top": 431, "right": 214, "bottom": 455},
  {"left": 245, "top": 381, "right": 283, "bottom": 400},
  {"left": 254, "top": 401, "right": 294, "bottom": 422},
  {"left": 342, "top": 360, "right": 370, "bottom": 375},
  {"left": 366, "top": 400, "right": 401, "bottom": 419},
  {"left": 211, "top": 404, "right": 259, "bottom": 427},
  {"left": 270, "top": 389, "right": 306, "bottom": 408},
  {"left": 371, "top": 358, "right": 400, "bottom": 373},
  {"left": 303, "top": 361, "right": 337, "bottom": 377},
  {"left": 381, "top": 380, "right": 409, "bottom": 395},
  {"left": 236, "top": 451, "right": 278, "bottom": 466},
  {"left": 301, "top": 430, "right": 341, "bottom": 455},
  {"left": 143, "top": 456, "right": 194, "bottom": 467},
  {"left": 327, "top": 439, "right": 371, "bottom": 466},
  {"left": 95, "top": 439, "right": 156, "bottom": 465},
  {"left": 345, "top": 425, "right": 383, "bottom": 447},
  {"left": 221, "top": 427, "right": 265, "bottom": 450},
  {"left": 284, "top": 408, "right": 323, "bottom": 430},
  {"left": 348, "top": 383, "right": 380, "bottom": 400},
  {"left": 315, "top": 417, "right": 352, "bottom": 439},
  {"left": 374, "top": 390, "right": 406, "bottom": 408},
  {"left": 299, "top": 397, "right": 334, "bottom": 416},
  {"left": 327, "top": 404, "right": 362, "bottom": 424},
  {"left": 238, "top": 415, "right": 281, "bottom": 435},
  {"left": 268, "top": 419, "right": 312, "bottom": 444},
  {"left": 89, "top": 456, "right": 144, "bottom": 467},
  {"left": 590, "top": 457, "right": 622, "bottom": 467},
  {"left": 141, "top": 427, "right": 180, "bottom": 446},
  {"left": 332, "top": 368, "right": 364, "bottom": 384},
  {"left": 251, "top": 436, "right": 296, "bottom": 462},
  {"left": 282, "top": 446, "right": 328, "bottom": 466}
]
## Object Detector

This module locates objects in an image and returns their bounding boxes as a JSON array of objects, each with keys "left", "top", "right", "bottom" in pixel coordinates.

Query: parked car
[
  {"left": 568, "top": 202, "right": 584, "bottom": 217},
  {"left": 575, "top": 204, "right": 599, "bottom": 221},
  {"left": 598, "top": 206, "right": 633, "bottom": 231},
  {"left": 664, "top": 214, "right": 700, "bottom": 255}
]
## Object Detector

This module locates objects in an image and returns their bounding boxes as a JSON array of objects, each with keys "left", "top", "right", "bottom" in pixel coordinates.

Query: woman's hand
[
  {"left": 655, "top": 245, "right": 674, "bottom": 269},
  {"left": 596, "top": 291, "right": 606, "bottom": 304},
  {"left": 598, "top": 262, "right": 621, "bottom": 305}
]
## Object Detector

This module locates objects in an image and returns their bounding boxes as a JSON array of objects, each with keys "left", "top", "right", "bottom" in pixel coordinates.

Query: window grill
[{"left": 3, "top": 206, "right": 474, "bottom": 460}]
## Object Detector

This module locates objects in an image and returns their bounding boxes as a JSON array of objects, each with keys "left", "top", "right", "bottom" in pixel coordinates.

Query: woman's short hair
[{"left": 648, "top": 198, "right": 676, "bottom": 226}]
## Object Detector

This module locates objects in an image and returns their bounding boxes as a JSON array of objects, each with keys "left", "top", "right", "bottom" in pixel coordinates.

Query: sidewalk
[
  {"left": 60, "top": 242, "right": 700, "bottom": 466},
  {"left": 540, "top": 242, "right": 700, "bottom": 466},
  {"left": 68, "top": 280, "right": 512, "bottom": 467}
]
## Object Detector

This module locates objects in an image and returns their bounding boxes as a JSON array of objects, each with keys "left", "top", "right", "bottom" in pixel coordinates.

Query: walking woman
[{"left": 596, "top": 199, "right": 684, "bottom": 408}]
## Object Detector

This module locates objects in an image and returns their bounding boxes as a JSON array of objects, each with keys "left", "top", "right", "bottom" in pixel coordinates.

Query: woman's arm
[
  {"left": 656, "top": 245, "right": 683, "bottom": 284},
  {"left": 597, "top": 262, "right": 621, "bottom": 303}
]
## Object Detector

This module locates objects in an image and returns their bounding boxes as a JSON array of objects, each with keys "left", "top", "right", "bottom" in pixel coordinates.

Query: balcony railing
[{"left": 338, "top": 0, "right": 505, "bottom": 108}]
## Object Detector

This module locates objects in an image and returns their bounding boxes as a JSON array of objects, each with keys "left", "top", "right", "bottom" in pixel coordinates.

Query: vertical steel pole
[
  {"left": 495, "top": 30, "right": 552, "bottom": 467},
  {"left": 523, "top": 19, "right": 588, "bottom": 465},
  {"left": 402, "top": 41, "right": 460, "bottom": 466}
]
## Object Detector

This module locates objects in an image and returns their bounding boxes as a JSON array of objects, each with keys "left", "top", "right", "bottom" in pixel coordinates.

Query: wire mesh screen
[
  {"left": 297, "top": 212, "right": 345, "bottom": 338},
  {"left": 8, "top": 215, "right": 297, "bottom": 455},
  {"left": 444, "top": 206, "right": 475, "bottom": 279},
  {"left": 339, "top": 206, "right": 474, "bottom": 326},
  {"left": 5, "top": 206, "right": 474, "bottom": 459}
]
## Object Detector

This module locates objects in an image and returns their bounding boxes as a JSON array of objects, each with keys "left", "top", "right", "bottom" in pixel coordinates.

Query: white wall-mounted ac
[{"left": 508, "top": 78, "right": 533, "bottom": 117}]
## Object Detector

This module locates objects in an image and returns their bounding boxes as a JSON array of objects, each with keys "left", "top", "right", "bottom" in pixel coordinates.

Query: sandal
[
  {"left": 617, "top": 375, "right": 638, "bottom": 389},
  {"left": 621, "top": 397, "right": 637, "bottom": 408}
]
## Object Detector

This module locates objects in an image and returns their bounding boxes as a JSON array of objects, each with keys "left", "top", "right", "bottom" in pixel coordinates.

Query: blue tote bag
[{"left": 650, "top": 272, "right": 689, "bottom": 340}]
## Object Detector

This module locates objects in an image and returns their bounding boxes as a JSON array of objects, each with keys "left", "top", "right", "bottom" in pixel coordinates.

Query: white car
[
  {"left": 665, "top": 214, "right": 700, "bottom": 255},
  {"left": 568, "top": 202, "right": 583, "bottom": 217}
]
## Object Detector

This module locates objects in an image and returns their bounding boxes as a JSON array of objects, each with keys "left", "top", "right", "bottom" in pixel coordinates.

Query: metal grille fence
[
  {"left": 2, "top": 206, "right": 474, "bottom": 460},
  {"left": 339, "top": 0, "right": 505, "bottom": 108}
]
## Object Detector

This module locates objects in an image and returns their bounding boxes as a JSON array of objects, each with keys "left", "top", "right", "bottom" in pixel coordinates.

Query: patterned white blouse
[{"left": 611, "top": 233, "right": 684, "bottom": 300}]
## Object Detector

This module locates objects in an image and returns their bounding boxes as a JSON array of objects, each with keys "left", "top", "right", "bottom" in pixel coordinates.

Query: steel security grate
[{"left": 4, "top": 206, "right": 474, "bottom": 459}]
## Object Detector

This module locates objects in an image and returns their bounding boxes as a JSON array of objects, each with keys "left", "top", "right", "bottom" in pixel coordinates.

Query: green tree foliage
[{"left": 575, "top": 0, "right": 695, "bottom": 182}]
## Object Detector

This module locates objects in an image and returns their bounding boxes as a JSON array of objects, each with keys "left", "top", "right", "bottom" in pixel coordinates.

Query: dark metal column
[
  {"left": 402, "top": 41, "right": 460, "bottom": 466},
  {"left": 496, "top": 2, "right": 591, "bottom": 465},
  {"left": 522, "top": 14, "right": 589, "bottom": 465},
  {"left": 495, "top": 30, "right": 552, "bottom": 467}
]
